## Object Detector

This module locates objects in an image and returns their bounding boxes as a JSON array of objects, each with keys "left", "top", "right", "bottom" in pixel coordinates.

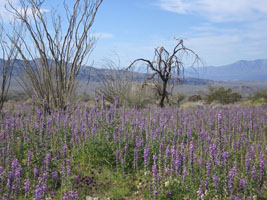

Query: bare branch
[
  {"left": 6, "top": 0, "right": 103, "bottom": 111},
  {"left": 0, "top": 18, "right": 21, "bottom": 112},
  {"left": 127, "top": 38, "right": 203, "bottom": 107}
]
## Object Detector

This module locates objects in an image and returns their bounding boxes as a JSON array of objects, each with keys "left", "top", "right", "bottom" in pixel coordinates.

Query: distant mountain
[
  {"left": 185, "top": 59, "right": 267, "bottom": 81},
  {"left": 7, "top": 58, "right": 267, "bottom": 88}
]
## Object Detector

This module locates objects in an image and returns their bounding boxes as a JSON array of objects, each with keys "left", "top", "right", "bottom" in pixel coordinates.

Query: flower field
[{"left": 0, "top": 99, "right": 266, "bottom": 199}]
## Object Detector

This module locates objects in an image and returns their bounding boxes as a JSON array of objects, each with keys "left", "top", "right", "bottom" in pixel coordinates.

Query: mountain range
[
  {"left": 185, "top": 59, "right": 267, "bottom": 81},
  {"left": 1, "top": 58, "right": 267, "bottom": 83}
]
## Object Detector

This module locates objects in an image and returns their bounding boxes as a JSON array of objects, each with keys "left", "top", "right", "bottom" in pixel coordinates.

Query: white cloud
[
  {"left": 0, "top": 0, "right": 16, "bottom": 22},
  {"left": 182, "top": 22, "right": 267, "bottom": 65},
  {"left": 0, "top": 0, "right": 49, "bottom": 23},
  {"left": 157, "top": 0, "right": 267, "bottom": 22}
]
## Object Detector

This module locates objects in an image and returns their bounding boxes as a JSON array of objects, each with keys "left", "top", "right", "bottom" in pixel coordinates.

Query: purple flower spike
[
  {"left": 228, "top": 165, "right": 237, "bottom": 194},
  {"left": 213, "top": 175, "right": 219, "bottom": 194}
]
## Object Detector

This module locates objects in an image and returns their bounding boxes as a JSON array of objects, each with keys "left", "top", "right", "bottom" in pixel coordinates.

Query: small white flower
[{"left": 165, "top": 181, "right": 170, "bottom": 187}]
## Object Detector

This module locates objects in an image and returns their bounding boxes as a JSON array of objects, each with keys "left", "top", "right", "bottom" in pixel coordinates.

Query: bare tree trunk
[
  {"left": 0, "top": 19, "right": 20, "bottom": 113},
  {"left": 159, "top": 80, "right": 167, "bottom": 107}
]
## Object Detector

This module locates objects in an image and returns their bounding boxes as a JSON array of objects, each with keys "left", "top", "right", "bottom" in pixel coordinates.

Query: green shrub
[
  {"left": 188, "top": 94, "right": 202, "bottom": 102},
  {"left": 251, "top": 90, "right": 267, "bottom": 103},
  {"left": 168, "top": 92, "right": 186, "bottom": 106},
  {"left": 206, "top": 86, "right": 242, "bottom": 104}
]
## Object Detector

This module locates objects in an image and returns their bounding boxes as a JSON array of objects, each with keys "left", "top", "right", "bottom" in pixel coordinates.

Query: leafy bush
[
  {"left": 188, "top": 94, "right": 202, "bottom": 102},
  {"left": 167, "top": 92, "right": 186, "bottom": 106},
  {"left": 206, "top": 86, "right": 242, "bottom": 104},
  {"left": 251, "top": 90, "right": 267, "bottom": 103}
]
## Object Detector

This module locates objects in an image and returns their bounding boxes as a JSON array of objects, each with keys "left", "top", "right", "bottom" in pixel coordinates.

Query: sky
[{"left": 1, "top": 0, "right": 267, "bottom": 68}]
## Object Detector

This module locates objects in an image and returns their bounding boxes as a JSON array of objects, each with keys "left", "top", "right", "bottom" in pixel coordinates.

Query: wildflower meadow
[{"left": 0, "top": 97, "right": 266, "bottom": 199}]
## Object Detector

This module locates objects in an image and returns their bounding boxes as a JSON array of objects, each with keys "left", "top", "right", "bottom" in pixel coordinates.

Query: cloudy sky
[{"left": 1, "top": 0, "right": 267, "bottom": 67}]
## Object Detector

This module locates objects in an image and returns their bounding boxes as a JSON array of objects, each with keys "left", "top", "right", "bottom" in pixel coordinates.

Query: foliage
[
  {"left": 168, "top": 92, "right": 186, "bottom": 106},
  {"left": 206, "top": 86, "right": 242, "bottom": 104},
  {"left": 251, "top": 89, "right": 267, "bottom": 103},
  {"left": 188, "top": 94, "right": 202, "bottom": 102}
]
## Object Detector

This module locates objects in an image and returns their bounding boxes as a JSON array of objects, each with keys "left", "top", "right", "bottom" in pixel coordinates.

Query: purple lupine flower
[
  {"left": 170, "top": 146, "right": 175, "bottom": 166},
  {"left": 259, "top": 153, "right": 265, "bottom": 178},
  {"left": 152, "top": 160, "right": 157, "bottom": 187},
  {"left": 42, "top": 172, "right": 48, "bottom": 182},
  {"left": 204, "top": 181, "right": 208, "bottom": 190},
  {"left": 245, "top": 154, "right": 251, "bottom": 176},
  {"left": 213, "top": 175, "right": 219, "bottom": 194},
  {"left": 51, "top": 192, "right": 55, "bottom": 199},
  {"left": 11, "top": 158, "right": 19, "bottom": 170},
  {"left": 66, "top": 159, "right": 72, "bottom": 176},
  {"left": 154, "top": 190, "right": 158, "bottom": 199},
  {"left": 113, "top": 133, "right": 117, "bottom": 145},
  {"left": 144, "top": 146, "right": 150, "bottom": 170},
  {"left": 7, "top": 171, "right": 15, "bottom": 190},
  {"left": 15, "top": 166, "right": 22, "bottom": 178},
  {"left": 152, "top": 163, "right": 157, "bottom": 176},
  {"left": 252, "top": 165, "right": 257, "bottom": 180},
  {"left": 217, "top": 113, "right": 223, "bottom": 164},
  {"left": 69, "top": 190, "right": 78, "bottom": 199},
  {"left": 174, "top": 150, "right": 181, "bottom": 175},
  {"left": 217, "top": 113, "right": 222, "bottom": 134},
  {"left": 34, "top": 185, "right": 43, "bottom": 200},
  {"left": 153, "top": 154, "right": 157, "bottom": 163},
  {"left": 124, "top": 145, "right": 128, "bottom": 153},
  {"left": 209, "top": 143, "right": 218, "bottom": 165},
  {"left": 33, "top": 168, "right": 38, "bottom": 179},
  {"left": 52, "top": 171, "right": 58, "bottom": 183},
  {"left": 1, "top": 194, "right": 8, "bottom": 200},
  {"left": 27, "top": 151, "right": 32, "bottom": 167},
  {"left": 165, "top": 144, "right": 170, "bottom": 164},
  {"left": 206, "top": 161, "right": 212, "bottom": 179},
  {"left": 165, "top": 167, "right": 170, "bottom": 175},
  {"left": 181, "top": 142, "right": 186, "bottom": 165},
  {"left": 45, "top": 153, "right": 51, "bottom": 166},
  {"left": 259, "top": 152, "right": 265, "bottom": 188},
  {"left": 239, "top": 178, "right": 248, "bottom": 192},
  {"left": 157, "top": 173, "right": 162, "bottom": 185},
  {"left": 41, "top": 183, "right": 47, "bottom": 195},
  {"left": 222, "top": 151, "right": 231, "bottom": 161},
  {"left": 115, "top": 149, "right": 120, "bottom": 171},
  {"left": 228, "top": 165, "right": 238, "bottom": 194},
  {"left": 24, "top": 179, "right": 30, "bottom": 195},
  {"left": 63, "top": 192, "right": 69, "bottom": 200},
  {"left": 183, "top": 168, "right": 187, "bottom": 182},
  {"left": 197, "top": 187, "right": 203, "bottom": 198},
  {"left": 148, "top": 182, "right": 152, "bottom": 195},
  {"left": 0, "top": 165, "right": 3, "bottom": 174}
]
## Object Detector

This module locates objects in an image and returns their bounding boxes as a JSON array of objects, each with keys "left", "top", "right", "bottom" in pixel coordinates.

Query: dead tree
[
  {"left": 7, "top": 0, "right": 103, "bottom": 111},
  {"left": 127, "top": 39, "right": 201, "bottom": 107},
  {"left": 0, "top": 19, "right": 20, "bottom": 112}
]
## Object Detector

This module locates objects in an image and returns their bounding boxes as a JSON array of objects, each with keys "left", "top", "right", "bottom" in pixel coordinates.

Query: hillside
[{"left": 185, "top": 59, "right": 267, "bottom": 81}]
